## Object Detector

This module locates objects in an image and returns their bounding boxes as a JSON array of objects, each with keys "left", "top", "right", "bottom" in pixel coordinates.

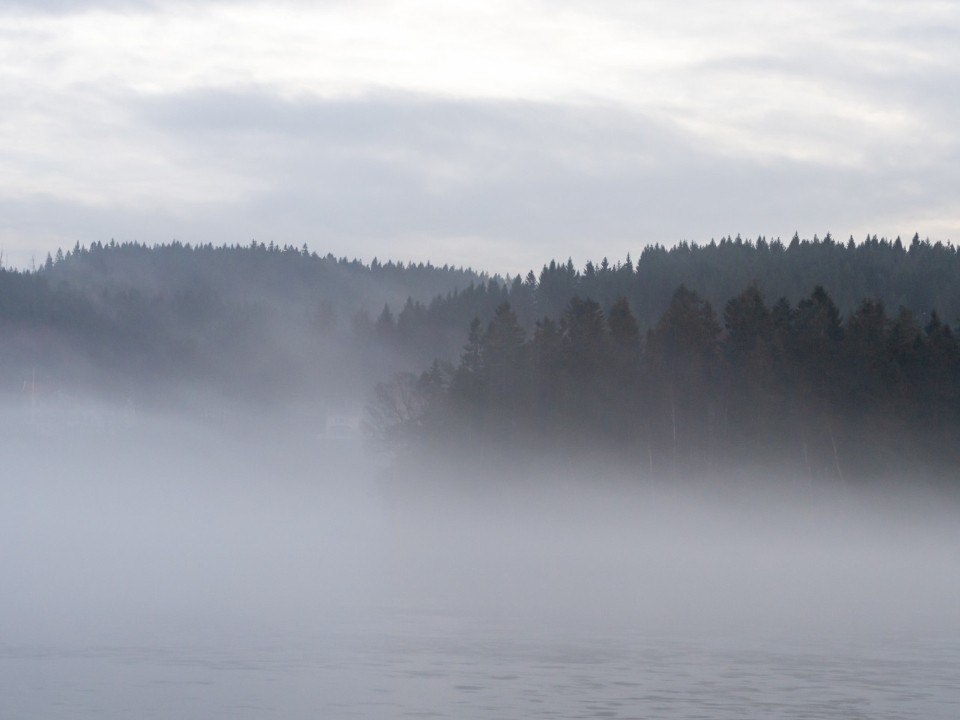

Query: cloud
[
  {"left": 0, "top": 1, "right": 958, "bottom": 272},
  {"left": 4, "top": 88, "right": 955, "bottom": 275},
  {"left": 0, "top": 0, "right": 265, "bottom": 14},
  {"left": 0, "top": 0, "right": 171, "bottom": 14}
]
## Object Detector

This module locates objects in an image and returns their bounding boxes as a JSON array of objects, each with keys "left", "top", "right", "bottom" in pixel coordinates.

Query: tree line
[
  {"left": 372, "top": 284, "right": 960, "bottom": 483},
  {"left": 373, "top": 233, "right": 960, "bottom": 365},
  {"left": 3, "top": 233, "right": 960, "bottom": 447}
]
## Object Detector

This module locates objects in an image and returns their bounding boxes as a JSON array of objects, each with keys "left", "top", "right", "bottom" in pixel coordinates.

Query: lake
[
  {"left": 3, "top": 419, "right": 959, "bottom": 718},
  {"left": 2, "top": 618, "right": 958, "bottom": 719}
]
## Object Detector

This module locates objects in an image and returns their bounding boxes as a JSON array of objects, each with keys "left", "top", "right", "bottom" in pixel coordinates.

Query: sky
[{"left": 0, "top": 0, "right": 958, "bottom": 275}]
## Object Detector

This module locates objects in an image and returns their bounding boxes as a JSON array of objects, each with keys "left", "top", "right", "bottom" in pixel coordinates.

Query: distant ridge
[{"left": 0, "top": 234, "right": 956, "bottom": 414}]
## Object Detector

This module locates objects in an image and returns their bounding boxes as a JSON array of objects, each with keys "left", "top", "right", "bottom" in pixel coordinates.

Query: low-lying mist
[{"left": 4, "top": 401, "right": 958, "bottom": 656}]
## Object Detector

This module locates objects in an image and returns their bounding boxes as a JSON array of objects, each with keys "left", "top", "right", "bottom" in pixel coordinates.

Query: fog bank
[{"left": 2, "top": 407, "right": 958, "bottom": 654}]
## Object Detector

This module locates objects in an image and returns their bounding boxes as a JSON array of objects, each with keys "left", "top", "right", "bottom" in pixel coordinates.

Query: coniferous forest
[
  {"left": 376, "top": 284, "right": 960, "bottom": 483},
  {"left": 2, "top": 234, "right": 959, "bottom": 482}
]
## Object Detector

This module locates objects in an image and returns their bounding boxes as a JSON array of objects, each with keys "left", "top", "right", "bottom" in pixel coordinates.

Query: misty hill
[
  {"left": 1, "top": 241, "right": 484, "bottom": 410},
  {"left": 43, "top": 239, "right": 483, "bottom": 323},
  {"left": 2, "top": 233, "right": 959, "bottom": 435}
]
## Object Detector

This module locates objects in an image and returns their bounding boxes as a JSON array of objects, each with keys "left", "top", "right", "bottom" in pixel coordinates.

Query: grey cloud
[
  {"left": 8, "top": 88, "right": 948, "bottom": 273},
  {"left": 877, "top": 11, "right": 960, "bottom": 50},
  {"left": 4, "top": 1, "right": 957, "bottom": 275},
  {"left": 0, "top": 0, "right": 363, "bottom": 15},
  {"left": 0, "top": 0, "right": 162, "bottom": 13}
]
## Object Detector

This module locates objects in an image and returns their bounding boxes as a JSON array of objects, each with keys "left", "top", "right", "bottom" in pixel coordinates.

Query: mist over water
[{"left": 2, "top": 405, "right": 959, "bottom": 719}]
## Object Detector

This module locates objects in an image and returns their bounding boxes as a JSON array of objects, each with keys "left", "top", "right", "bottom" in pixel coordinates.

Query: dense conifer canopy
[{"left": 1, "top": 234, "right": 958, "bottom": 483}]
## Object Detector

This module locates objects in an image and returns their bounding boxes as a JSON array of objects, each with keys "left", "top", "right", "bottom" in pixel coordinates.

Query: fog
[
  {"left": 4, "top": 405, "right": 959, "bottom": 644},
  {"left": 1, "top": 411, "right": 380, "bottom": 644},
  {"left": 2, "top": 404, "right": 959, "bottom": 717}
]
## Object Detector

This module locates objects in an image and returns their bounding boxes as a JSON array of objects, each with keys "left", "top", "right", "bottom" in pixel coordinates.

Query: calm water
[
  {"left": 2, "top": 618, "right": 958, "bottom": 719},
  {"left": 4, "top": 422, "right": 959, "bottom": 718}
]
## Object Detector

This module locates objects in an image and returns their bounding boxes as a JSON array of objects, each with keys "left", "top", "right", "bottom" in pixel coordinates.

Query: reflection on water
[{"left": 2, "top": 618, "right": 958, "bottom": 719}]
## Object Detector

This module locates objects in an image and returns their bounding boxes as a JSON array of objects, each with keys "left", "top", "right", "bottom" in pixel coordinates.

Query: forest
[
  {"left": 0, "top": 233, "right": 958, "bottom": 482},
  {"left": 374, "top": 284, "right": 959, "bottom": 484},
  {"left": 0, "top": 239, "right": 484, "bottom": 410}
]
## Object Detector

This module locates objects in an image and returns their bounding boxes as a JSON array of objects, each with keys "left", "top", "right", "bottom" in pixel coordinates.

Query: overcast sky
[{"left": 1, "top": 0, "right": 957, "bottom": 274}]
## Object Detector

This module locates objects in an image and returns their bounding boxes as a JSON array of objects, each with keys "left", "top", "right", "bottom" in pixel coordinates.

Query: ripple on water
[{"left": 1, "top": 628, "right": 959, "bottom": 720}]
